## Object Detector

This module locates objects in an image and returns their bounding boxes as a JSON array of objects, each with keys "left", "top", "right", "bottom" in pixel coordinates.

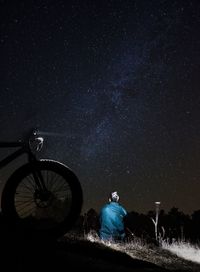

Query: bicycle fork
[
  {"left": 31, "top": 166, "right": 47, "bottom": 192},
  {"left": 28, "top": 155, "right": 47, "bottom": 192}
]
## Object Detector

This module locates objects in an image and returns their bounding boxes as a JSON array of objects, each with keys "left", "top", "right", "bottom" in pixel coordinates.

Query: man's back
[{"left": 99, "top": 201, "right": 127, "bottom": 241}]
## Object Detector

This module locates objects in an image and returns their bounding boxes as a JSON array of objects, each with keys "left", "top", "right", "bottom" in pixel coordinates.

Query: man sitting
[{"left": 99, "top": 191, "right": 127, "bottom": 242}]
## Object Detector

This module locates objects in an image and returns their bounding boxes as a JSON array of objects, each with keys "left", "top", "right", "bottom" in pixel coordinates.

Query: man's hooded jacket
[{"left": 99, "top": 201, "right": 127, "bottom": 241}]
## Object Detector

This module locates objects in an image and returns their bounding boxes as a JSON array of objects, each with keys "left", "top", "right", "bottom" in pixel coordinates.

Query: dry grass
[
  {"left": 76, "top": 230, "right": 200, "bottom": 271},
  {"left": 162, "top": 240, "right": 200, "bottom": 264}
]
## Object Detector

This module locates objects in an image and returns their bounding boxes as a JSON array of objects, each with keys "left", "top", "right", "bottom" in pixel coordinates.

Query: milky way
[{"left": 0, "top": 0, "right": 200, "bottom": 215}]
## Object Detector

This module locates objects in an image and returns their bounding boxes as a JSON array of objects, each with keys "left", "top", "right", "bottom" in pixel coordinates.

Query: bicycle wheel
[{"left": 1, "top": 159, "right": 83, "bottom": 238}]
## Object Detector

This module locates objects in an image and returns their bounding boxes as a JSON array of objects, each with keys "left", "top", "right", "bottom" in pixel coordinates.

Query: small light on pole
[{"left": 151, "top": 201, "right": 161, "bottom": 242}]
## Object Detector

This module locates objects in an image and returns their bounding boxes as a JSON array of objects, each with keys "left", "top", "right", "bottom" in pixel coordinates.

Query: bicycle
[{"left": 0, "top": 129, "right": 83, "bottom": 238}]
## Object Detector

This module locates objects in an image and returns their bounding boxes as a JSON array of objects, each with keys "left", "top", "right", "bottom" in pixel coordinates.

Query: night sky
[{"left": 0, "top": 0, "right": 200, "bottom": 215}]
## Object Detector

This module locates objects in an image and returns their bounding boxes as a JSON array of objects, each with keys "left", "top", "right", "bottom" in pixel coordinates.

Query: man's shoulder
[
  {"left": 101, "top": 203, "right": 110, "bottom": 211},
  {"left": 118, "top": 204, "right": 127, "bottom": 214}
]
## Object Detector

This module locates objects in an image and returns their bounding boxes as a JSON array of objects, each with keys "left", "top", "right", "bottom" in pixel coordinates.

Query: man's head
[{"left": 109, "top": 191, "right": 119, "bottom": 203}]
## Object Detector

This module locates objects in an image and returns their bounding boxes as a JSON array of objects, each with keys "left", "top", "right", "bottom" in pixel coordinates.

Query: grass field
[{"left": 69, "top": 230, "right": 200, "bottom": 271}]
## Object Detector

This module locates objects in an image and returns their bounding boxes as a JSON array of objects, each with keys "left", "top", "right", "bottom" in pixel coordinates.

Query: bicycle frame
[
  {"left": 0, "top": 141, "right": 37, "bottom": 169},
  {"left": 0, "top": 140, "right": 46, "bottom": 191}
]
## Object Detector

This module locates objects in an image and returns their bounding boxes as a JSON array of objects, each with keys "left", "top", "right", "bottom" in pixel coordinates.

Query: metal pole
[{"left": 155, "top": 202, "right": 161, "bottom": 241}]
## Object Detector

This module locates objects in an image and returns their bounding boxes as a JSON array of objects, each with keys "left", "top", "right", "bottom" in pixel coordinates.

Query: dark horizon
[{"left": 82, "top": 204, "right": 200, "bottom": 217}]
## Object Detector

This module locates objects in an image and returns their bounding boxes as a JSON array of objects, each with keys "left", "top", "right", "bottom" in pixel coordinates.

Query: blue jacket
[{"left": 99, "top": 202, "right": 127, "bottom": 241}]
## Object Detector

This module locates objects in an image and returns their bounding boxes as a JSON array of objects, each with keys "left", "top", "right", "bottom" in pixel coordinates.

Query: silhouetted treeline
[{"left": 77, "top": 207, "right": 200, "bottom": 243}]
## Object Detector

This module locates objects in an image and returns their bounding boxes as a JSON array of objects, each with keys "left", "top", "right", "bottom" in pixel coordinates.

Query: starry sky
[{"left": 0, "top": 0, "right": 200, "bottom": 215}]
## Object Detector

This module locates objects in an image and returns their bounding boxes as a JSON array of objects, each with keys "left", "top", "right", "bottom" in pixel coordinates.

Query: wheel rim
[{"left": 14, "top": 169, "right": 73, "bottom": 230}]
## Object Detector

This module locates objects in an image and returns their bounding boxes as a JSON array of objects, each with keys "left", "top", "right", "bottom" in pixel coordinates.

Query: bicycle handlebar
[
  {"left": 0, "top": 129, "right": 44, "bottom": 152},
  {"left": 28, "top": 129, "right": 44, "bottom": 153},
  {"left": 34, "top": 137, "right": 44, "bottom": 151}
]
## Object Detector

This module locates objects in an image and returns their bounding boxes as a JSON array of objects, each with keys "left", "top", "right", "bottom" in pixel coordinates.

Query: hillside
[
  {"left": 59, "top": 231, "right": 200, "bottom": 271},
  {"left": 1, "top": 223, "right": 200, "bottom": 272}
]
